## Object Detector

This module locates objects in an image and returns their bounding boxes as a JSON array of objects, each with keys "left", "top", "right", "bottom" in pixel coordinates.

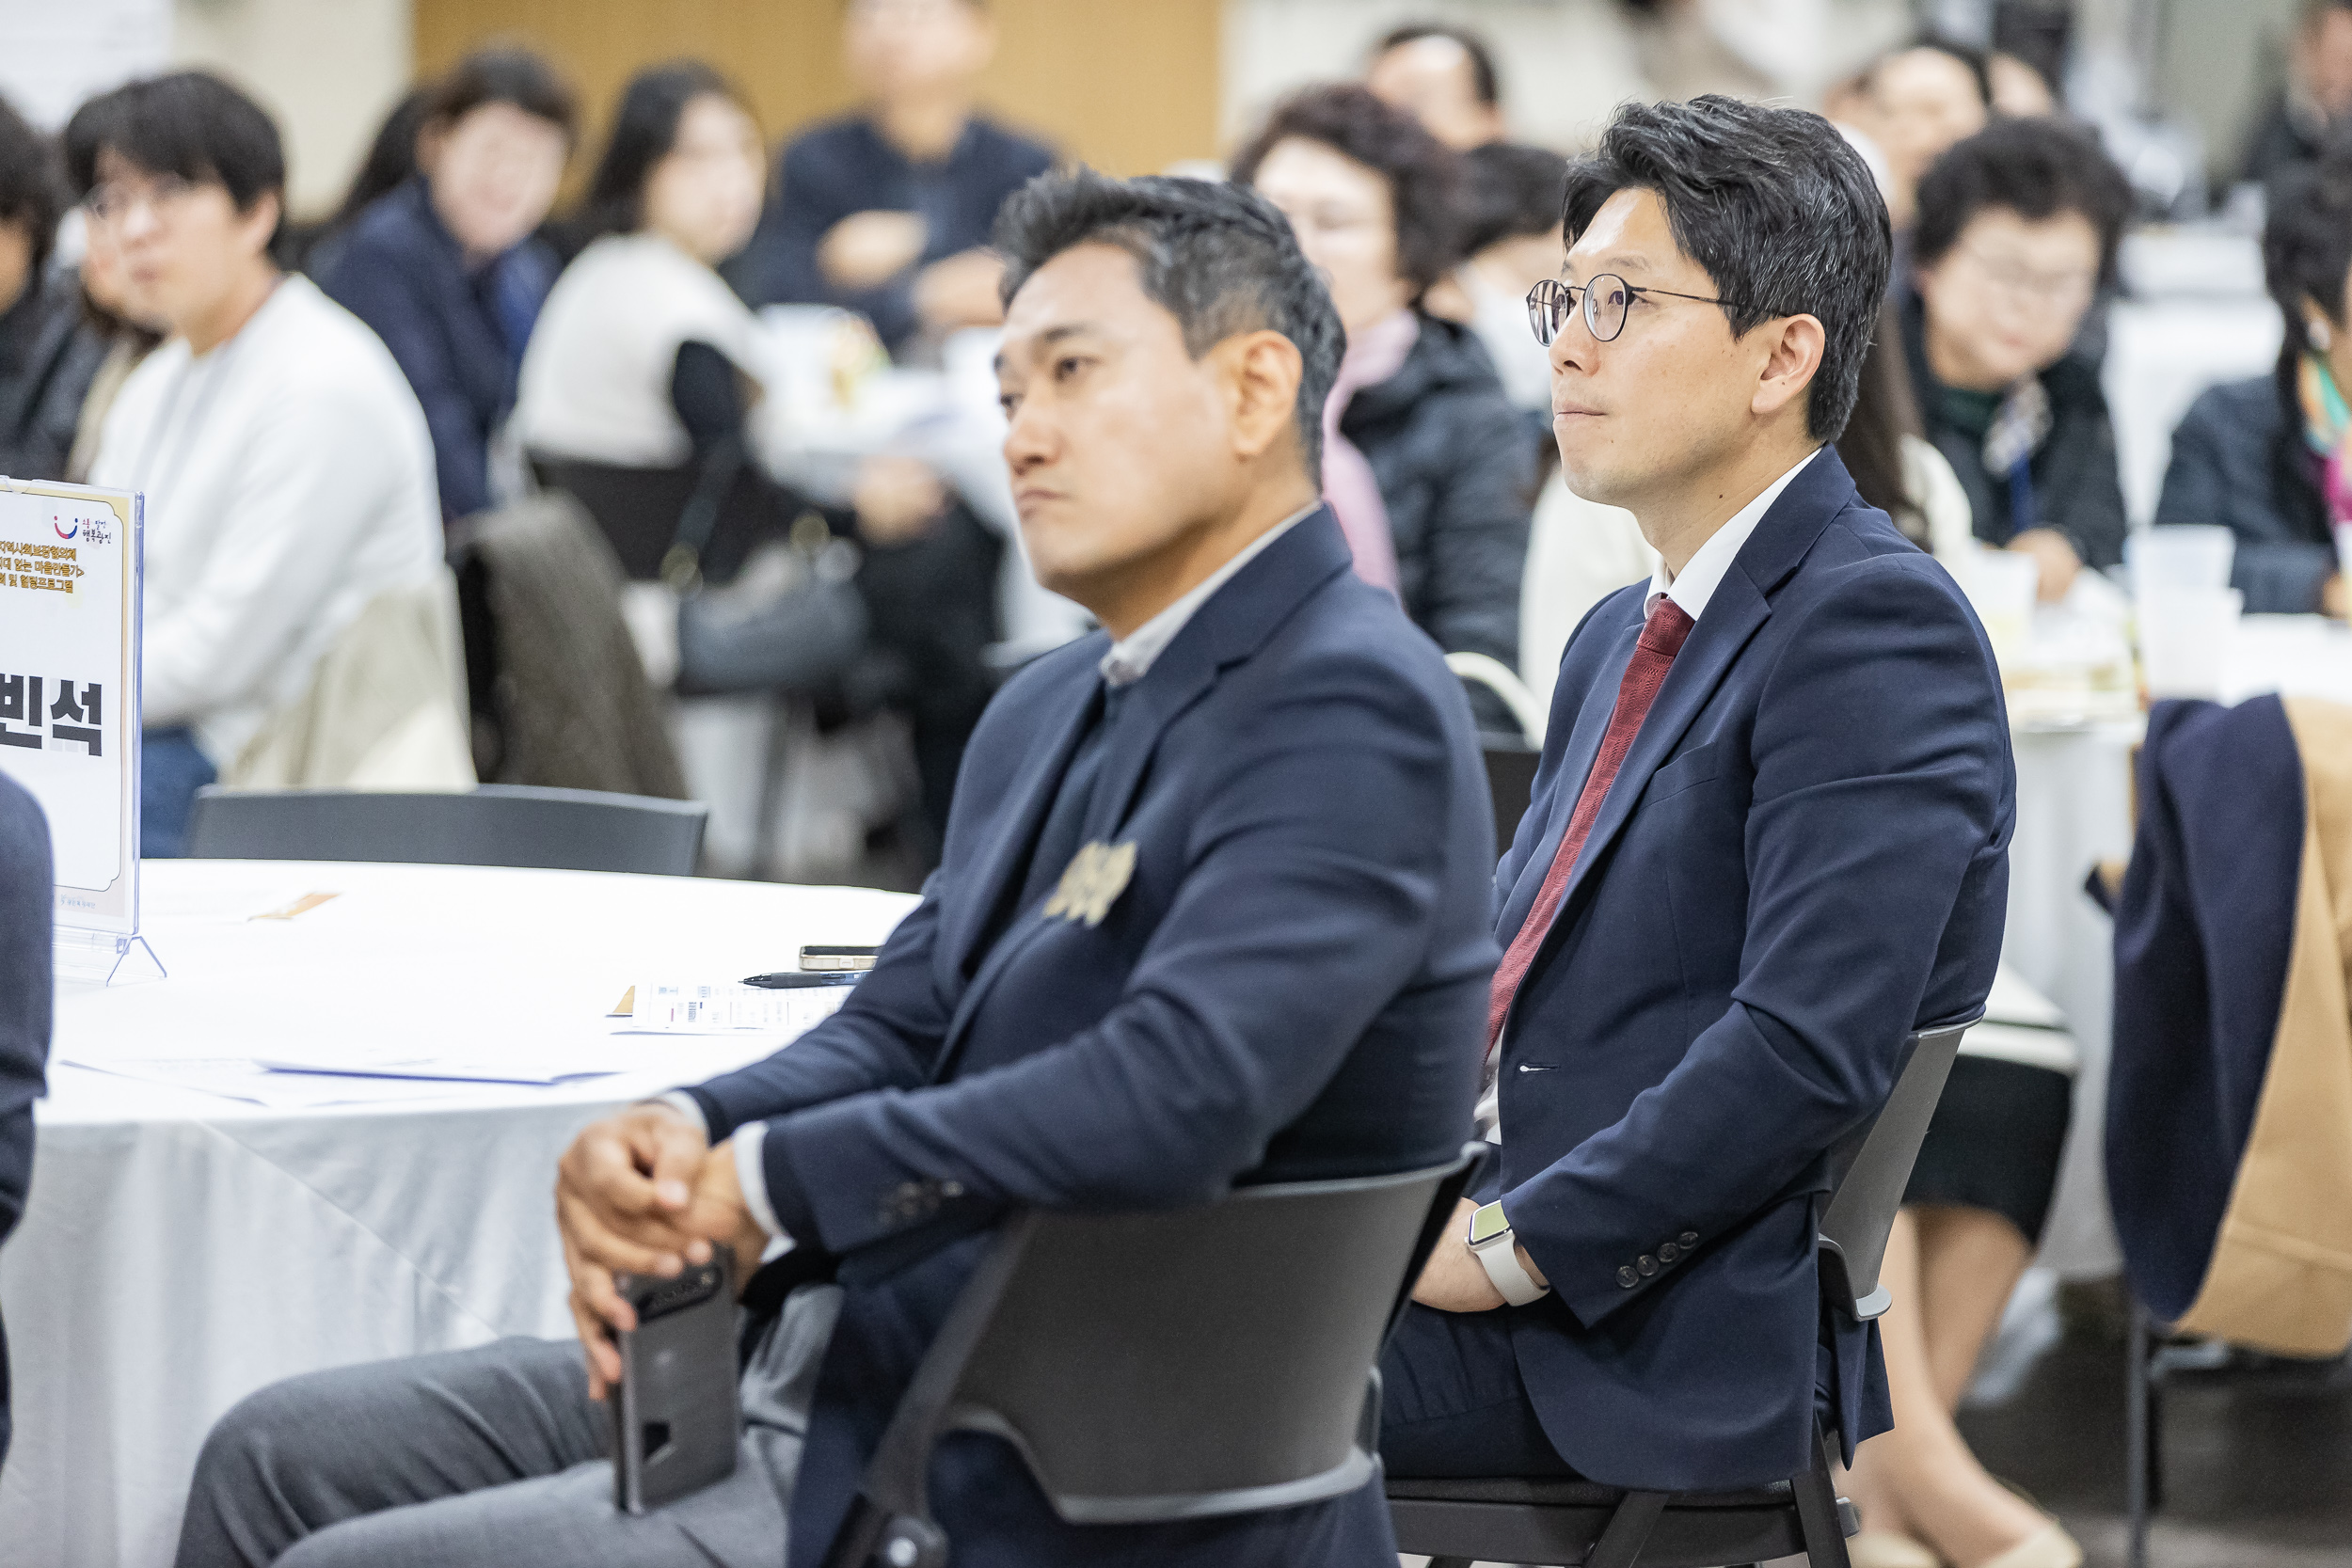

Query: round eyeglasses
[{"left": 1526, "top": 275, "right": 1751, "bottom": 346}]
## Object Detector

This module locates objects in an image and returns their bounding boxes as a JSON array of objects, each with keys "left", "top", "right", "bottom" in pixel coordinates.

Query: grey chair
[
  {"left": 819, "top": 1142, "right": 1488, "bottom": 1568},
  {"left": 1389, "top": 1014, "right": 1978, "bottom": 1568},
  {"left": 186, "top": 784, "right": 707, "bottom": 877}
]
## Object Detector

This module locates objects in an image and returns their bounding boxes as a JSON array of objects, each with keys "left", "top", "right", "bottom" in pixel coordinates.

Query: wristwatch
[{"left": 1466, "top": 1200, "right": 1549, "bottom": 1306}]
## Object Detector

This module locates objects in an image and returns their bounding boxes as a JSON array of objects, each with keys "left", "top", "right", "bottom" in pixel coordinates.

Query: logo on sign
[{"left": 53, "top": 518, "right": 77, "bottom": 541}]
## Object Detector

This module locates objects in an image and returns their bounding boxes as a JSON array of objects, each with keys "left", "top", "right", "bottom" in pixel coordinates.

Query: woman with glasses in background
[
  {"left": 1235, "top": 85, "right": 1533, "bottom": 735},
  {"left": 1899, "top": 118, "right": 2134, "bottom": 603}
]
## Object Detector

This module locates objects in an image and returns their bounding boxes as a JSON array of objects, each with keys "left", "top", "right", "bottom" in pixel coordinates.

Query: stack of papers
[{"left": 615, "top": 979, "right": 853, "bottom": 1036}]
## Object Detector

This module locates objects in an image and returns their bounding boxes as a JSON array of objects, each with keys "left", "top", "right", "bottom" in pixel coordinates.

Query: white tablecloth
[
  {"left": 2010, "top": 615, "right": 2352, "bottom": 1278},
  {"left": 0, "top": 861, "right": 916, "bottom": 1568}
]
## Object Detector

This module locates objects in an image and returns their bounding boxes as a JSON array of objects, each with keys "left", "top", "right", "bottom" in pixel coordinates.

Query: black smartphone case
[{"left": 613, "top": 1256, "right": 740, "bottom": 1513}]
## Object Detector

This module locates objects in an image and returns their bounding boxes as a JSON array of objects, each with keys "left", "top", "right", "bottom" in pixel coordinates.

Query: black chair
[
  {"left": 820, "top": 1143, "right": 1488, "bottom": 1568},
  {"left": 1483, "top": 738, "right": 1542, "bottom": 850},
  {"left": 186, "top": 784, "right": 707, "bottom": 877},
  {"left": 1389, "top": 1014, "right": 1978, "bottom": 1568}
]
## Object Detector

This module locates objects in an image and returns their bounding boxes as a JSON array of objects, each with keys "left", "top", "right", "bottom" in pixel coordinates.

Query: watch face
[{"left": 1468, "top": 1201, "right": 1512, "bottom": 1246}]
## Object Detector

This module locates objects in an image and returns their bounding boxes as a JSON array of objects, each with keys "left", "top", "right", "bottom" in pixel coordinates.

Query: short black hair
[
  {"left": 1460, "top": 141, "right": 1568, "bottom": 254},
  {"left": 1374, "top": 22, "right": 1501, "bottom": 107},
  {"left": 1912, "top": 117, "right": 2133, "bottom": 288},
  {"left": 1561, "top": 96, "right": 1892, "bottom": 441},
  {"left": 425, "top": 47, "right": 579, "bottom": 146},
  {"left": 993, "top": 167, "right": 1345, "bottom": 473},
  {"left": 0, "top": 94, "right": 68, "bottom": 278},
  {"left": 2262, "top": 134, "right": 2352, "bottom": 402},
  {"left": 67, "top": 71, "right": 285, "bottom": 219},
  {"left": 1876, "top": 36, "right": 1994, "bottom": 108},
  {"left": 579, "top": 61, "right": 751, "bottom": 244},
  {"left": 1231, "top": 83, "right": 1469, "bottom": 296}
]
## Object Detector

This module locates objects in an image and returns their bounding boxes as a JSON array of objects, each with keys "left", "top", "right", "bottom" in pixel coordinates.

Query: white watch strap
[{"left": 1471, "top": 1226, "right": 1549, "bottom": 1307}]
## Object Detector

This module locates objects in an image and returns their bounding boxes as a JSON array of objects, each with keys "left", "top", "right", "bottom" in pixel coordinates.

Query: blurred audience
[
  {"left": 1430, "top": 141, "right": 1568, "bottom": 423},
  {"left": 0, "top": 773, "right": 48, "bottom": 1479},
  {"left": 1237, "top": 86, "right": 1532, "bottom": 730},
  {"left": 314, "top": 50, "right": 577, "bottom": 525},
  {"left": 2159, "top": 143, "right": 2352, "bottom": 615},
  {"left": 1364, "top": 22, "right": 1507, "bottom": 151},
  {"left": 1903, "top": 117, "right": 2132, "bottom": 600},
  {"left": 286, "top": 87, "right": 431, "bottom": 270},
  {"left": 729, "top": 0, "right": 1052, "bottom": 355},
  {"left": 62, "top": 93, "right": 167, "bottom": 483},
  {"left": 1861, "top": 39, "right": 1994, "bottom": 233},
  {"left": 75, "top": 72, "right": 443, "bottom": 855},
  {"left": 2245, "top": 0, "right": 2352, "bottom": 189},
  {"left": 1987, "top": 50, "right": 2060, "bottom": 119},
  {"left": 0, "top": 94, "right": 104, "bottom": 483}
]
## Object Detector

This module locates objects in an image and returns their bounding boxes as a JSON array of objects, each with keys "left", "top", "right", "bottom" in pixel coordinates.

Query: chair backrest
[
  {"left": 1446, "top": 651, "right": 1549, "bottom": 745},
  {"left": 1816, "top": 1015, "right": 1977, "bottom": 1318},
  {"left": 867, "top": 1146, "right": 1484, "bottom": 1532},
  {"left": 1482, "top": 742, "right": 1542, "bottom": 854},
  {"left": 186, "top": 784, "right": 707, "bottom": 877}
]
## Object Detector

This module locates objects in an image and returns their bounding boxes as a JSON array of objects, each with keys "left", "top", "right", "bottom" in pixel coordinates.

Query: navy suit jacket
[
  {"left": 1489, "top": 449, "right": 2012, "bottom": 1490},
  {"left": 312, "top": 178, "right": 555, "bottom": 520},
  {"left": 0, "top": 771, "right": 53, "bottom": 1473},
  {"left": 688, "top": 510, "right": 1495, "bottom": 1565}
]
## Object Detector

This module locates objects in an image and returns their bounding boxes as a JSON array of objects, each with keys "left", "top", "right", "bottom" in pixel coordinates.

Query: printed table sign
[{"left": 0, "top": 477, "right": 151, "bottom": 974}]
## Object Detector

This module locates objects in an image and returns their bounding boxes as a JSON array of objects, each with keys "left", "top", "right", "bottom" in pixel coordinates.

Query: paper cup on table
[
  {"left": 1961, "top": 548, "right": 2038, "bottom": 664},
  {"left": 2126, "top": 525, "right": 2235, "bottom": 595},
  {"left": 2137, "top": 586, "right": 2243, "bottom": 699}
]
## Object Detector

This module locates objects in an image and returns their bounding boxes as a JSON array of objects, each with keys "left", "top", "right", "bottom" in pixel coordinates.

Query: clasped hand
[{"left": 553, "top": 1104, "right": 768, "bottom": 1399}]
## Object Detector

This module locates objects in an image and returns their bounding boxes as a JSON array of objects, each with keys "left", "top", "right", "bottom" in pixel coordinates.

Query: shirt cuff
[
  {"left": 732, "top": 1122, "right": 785, "bottom": 1239},
  {"left": 651, "top": 1091, "right": 709, "bottom": 1135}
]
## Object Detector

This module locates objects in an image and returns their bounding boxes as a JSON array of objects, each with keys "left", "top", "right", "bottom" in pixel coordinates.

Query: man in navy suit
[
  {"left": 176, "top": 173, "right": 1495, "bottom": 1568},
  {"left": 0, "top": 772, "right": 53, "bottom": 1476},
  {"left": 1376, "top": 96, "right": 2014, "bottom": 1492}
]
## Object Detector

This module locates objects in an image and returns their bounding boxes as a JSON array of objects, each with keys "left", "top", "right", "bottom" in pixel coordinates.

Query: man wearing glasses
[{"left": 1377, "top": 96, "right": 2015, "bottom": 1496}]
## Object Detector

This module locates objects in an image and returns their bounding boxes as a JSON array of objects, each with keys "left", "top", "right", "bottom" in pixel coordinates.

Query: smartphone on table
[{"left": 612, "top": 1254, "right": 739, "bottom": 1514}]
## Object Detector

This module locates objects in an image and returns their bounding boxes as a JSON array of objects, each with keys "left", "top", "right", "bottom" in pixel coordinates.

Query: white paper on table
[
  {"left": 615, "top": 979, "right": 852, "bottom": 1037},
  {"left": 56, "top": 1056, "right": 471, "bottom": 1109}
]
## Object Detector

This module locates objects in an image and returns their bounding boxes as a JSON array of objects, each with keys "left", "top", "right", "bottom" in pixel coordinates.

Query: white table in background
[{"left": 0, "top": 861, "right": 916, "bottom": 1568}]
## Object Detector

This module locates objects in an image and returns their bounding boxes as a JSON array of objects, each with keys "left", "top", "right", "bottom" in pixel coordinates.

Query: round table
[{"left": 0, "top": 860, "right": 916, "bottom": 1568}]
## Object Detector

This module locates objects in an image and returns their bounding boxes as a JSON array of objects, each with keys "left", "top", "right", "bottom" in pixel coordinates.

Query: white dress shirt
[{"left": 670, "top": 502, "right": 1323, "bottom": 1243}]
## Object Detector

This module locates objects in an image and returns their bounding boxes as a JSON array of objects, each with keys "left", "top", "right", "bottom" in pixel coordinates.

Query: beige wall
[{"left": 171, "top": 0, "right": 414, "bottom": 218}]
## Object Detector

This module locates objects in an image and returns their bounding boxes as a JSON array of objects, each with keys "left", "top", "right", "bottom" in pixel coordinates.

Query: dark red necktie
[{"left": 1486, "top": 595, "right": 1696, "bottom": 1049}]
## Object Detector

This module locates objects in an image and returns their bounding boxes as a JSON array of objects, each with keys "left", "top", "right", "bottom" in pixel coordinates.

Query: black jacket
[
  {"left": 0, "top": 271, "right": 103, "bottom": 484},
  {"left": 1900, "top": 287, "right": 2128, "bottom": 571},
  {"left": 2155, "top": 373, "right": 2333, "bottom": 614},
  {"left": 0, "top": 772, "right": 53, "bottom": 1473},
  {"left": 1340, "top": 313, "right": 1533, "bottom": 707}
]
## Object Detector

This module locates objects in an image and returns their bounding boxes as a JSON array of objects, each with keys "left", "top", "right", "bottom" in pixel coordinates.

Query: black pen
[{"left": 739, "top": 971, "right": 862, "bottom": 990}]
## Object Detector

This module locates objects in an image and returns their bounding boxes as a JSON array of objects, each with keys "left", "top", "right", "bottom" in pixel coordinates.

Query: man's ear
[
  {"left": 1213, "top": 328, "right": 1306, "bottom": 464},
  {"left": 1751, "top": 312, "right": 1826, "bottom": 422}
]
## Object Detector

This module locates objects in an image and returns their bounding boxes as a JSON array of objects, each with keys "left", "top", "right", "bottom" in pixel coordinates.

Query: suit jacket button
[
  {"left": 1659, "top": 1242, "right": 1681, "bottom": 1263},
  {"left": 1636, "top": 1255, "right": 1659, "bottom": 1276},
  {"left": 1616, "top": 1266, "right": 1639, "bottom": 1288},
  {"left": 1679, "top": 1231, "right": 1699, "bottom": 1246},
  {"left": 941, "top": 1180, "right": 964, "bottom": 1198}
]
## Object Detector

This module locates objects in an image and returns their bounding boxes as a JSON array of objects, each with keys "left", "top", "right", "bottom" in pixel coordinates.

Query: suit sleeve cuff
[
  {"left": 652, "top": 1091, "right": 709, "bottom": 1135},
  {"left": 751, "top": 1119, "right": 821, "bottom": 1244}
]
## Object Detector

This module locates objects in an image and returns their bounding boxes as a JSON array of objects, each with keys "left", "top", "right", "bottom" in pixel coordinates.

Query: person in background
[
  {"left": 729, "top": 0, "right": 1053, "bottom": 355},
  {"left": 2244, "top": 0, "right": 2352, "bottom": 188},
  {"left": 1864, "top": 39, "right": 1994, "bottom": 233},
  {"left": 77, "top": 72, "right": 443, "bottom": 856},
  {"left": 283, "top": 87, "right": 431, "bottom": 270},
  {"left": 1237, "top": 85, "right": 1533, "bottom": 732},
  {"left": 2159, "top": 142, "right": 2352, "bottom": 615},
  {"left": 1987, "top": 51, "right": 2060, "bottom": 119},
  {"left": 61, "top": 92, "right": 166, "bottom": 483},
  {"left": 314, "top": 51, "right": 576, "bottom": 524},
  {"left": 1430, "top": 141, "right": 1569, "bottom": 424},
  {"left": 0, "top": 94, "right": 104, "bottom": 483},
  {"left": 1903, "top": 117, "right": 2132, "bottom": 601},
  {"left": 1365, "top": 21, "right": 1508, "bottom": 151},
  {"left": 0, "top": 773, "right": 50, "bottom": 1477}
]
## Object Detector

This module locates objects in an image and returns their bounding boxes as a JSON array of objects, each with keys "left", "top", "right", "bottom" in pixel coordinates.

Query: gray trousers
[{"left": 173, "top": 1286, "right": 841, "bottom": 1568}]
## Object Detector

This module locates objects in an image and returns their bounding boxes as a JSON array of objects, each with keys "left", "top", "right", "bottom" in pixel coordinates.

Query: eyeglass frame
[
  {"left": 1525, "top": 274, "right": 1757, "bottom": 346},
  {"left": 82, "top": 171, "right": 205, "bottom": 228}
]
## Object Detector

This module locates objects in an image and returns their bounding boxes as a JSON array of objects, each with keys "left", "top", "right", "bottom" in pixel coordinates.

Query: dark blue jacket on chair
[
  {"left": 0, "top": 770, "right": 53, "bottom": 1474},
  {"left": 685, "top": 510, "right": 1496, "bottom": 1566},
  {"left": 1488, "top": 449, "right": 2013, "bottom": 1491},
  {"left": 311, "top": 177, "right": 556, "bottom": 521}
]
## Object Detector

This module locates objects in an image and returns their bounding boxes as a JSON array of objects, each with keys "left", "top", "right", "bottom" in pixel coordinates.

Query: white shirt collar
[
  {"left": 1644, "top": 449, "right": 1820, "bottom": 623},
  {"left": 1100, "top": 505, "right": 1317, "bottom": 688}
]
